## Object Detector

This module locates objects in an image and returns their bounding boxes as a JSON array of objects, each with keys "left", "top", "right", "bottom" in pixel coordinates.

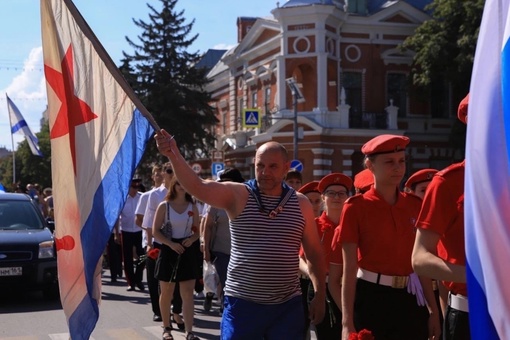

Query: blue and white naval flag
[{"left": 6, "top": 94, "right": 43, "bottom": 156}]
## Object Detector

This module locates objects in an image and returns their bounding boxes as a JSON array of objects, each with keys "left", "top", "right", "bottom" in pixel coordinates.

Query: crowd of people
[
  {"left": 147, "top": 93, "right": 469, "bottom": 340},
  {"left": 96, "top": 94, "right": 469, "bottom": 340}
]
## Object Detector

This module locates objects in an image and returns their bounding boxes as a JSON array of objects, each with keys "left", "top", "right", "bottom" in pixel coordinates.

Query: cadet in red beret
[
  {"left": 404, "top": 168, "right": 439, "bottom": 199},
  {"left": 299, "top": 181, "right": 322, "bottom": 218},
  {"left": 413, "top": 94, "right": 470, "bottom": 340},
  {"left": 331, "top": 134, "right": 440, "bottom": 340},
  {"left": 353, "top": 169, "right": 373, "bottom": 194},
  {"left": 297, "top": 180, "right": 322, "bottom": 338},
  {"left": 304, "top": 173, "right": 352, "bottom": 339}
]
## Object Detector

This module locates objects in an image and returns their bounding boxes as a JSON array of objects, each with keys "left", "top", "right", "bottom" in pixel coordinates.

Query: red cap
[
  {"left": 318, "top": 173, "right": 353, "bottom": 193},
  {"left": 354, "top": 169, "right": 373, "bottom": 192},
  {"left": 458, "top": 93, "right": 469, "bottom": 124},
  {"left": 361, "top": 134, "right": 410, "bottom": 156},
  {"left": 298, "top": 181, "right": 320, "bottom": 194},
  {"left": 404, "top": 169, "right": 438, "bottom": 190}
]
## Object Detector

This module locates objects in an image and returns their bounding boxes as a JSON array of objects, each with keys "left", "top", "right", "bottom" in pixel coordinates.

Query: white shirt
[
  {"left": 119, "top": 192, "right": 141, "bottom": 233},
  {"left": 143, "top": 185, "right": 168, "bottom": 230}
]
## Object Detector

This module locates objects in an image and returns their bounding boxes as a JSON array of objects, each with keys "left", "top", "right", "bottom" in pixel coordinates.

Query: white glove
[{"left": 407, "top": 272, "right": 426, "bottom": 306}]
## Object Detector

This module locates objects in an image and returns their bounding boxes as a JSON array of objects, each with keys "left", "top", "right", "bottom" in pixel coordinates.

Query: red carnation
[
  {"left": 188, "top": 211, "right": 194, "bottom": 217},
  {"left": 191, "top": 225, "right": 198, "bottom": 233},
  {"left": 147, "top": 248, "right": 160, "bottom": 260},
  {"left": 348, "top": 329, "right": 374, "bottom": 340}
]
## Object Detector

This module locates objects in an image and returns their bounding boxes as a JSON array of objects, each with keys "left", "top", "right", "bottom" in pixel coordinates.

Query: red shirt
[
  {"left": 300, "top": 212, "right": 337, "bottom": 273},
  {"left": 415, "top": 161, "right": 466, "bottom": 296},
  {"left": 331, "top": 187, "right": 422, "bottom": 276}
]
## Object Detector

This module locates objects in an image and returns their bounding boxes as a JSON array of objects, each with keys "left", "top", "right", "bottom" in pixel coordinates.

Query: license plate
[{"left": 0, "top": 267, "right": 22, "bottom": 276}]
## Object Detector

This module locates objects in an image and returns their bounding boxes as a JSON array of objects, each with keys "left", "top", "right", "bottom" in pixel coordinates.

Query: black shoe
[
  {"left": 110, "top": 276, "right": 117, "bottom": 283},
  {"left": 203, "top": 292, "right": 214, "bottom": 311},
  {"left": 172, "top": 314, "right": 185, "bottom": 330},
  {"left": 127, "top": 286, "right": 136, "bottom": 291},
  {"left": 136, "top": 282, "right": 145, "bottom": 291},
  {"left": 153, "top": 314, "right": 162, "bottom": 322}
]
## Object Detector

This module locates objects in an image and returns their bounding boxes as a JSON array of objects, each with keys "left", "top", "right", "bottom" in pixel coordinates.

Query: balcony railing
[{"left": 349, "top": 112, "right": 388, "bottom": 129}]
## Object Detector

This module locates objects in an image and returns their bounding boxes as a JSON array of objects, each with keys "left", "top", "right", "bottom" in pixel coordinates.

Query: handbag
[{"left": 160, "top": 202, "right": 173, "bottom": 240}]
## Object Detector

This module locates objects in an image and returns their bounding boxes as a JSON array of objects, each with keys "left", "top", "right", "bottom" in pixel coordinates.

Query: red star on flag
[{"left": 45, "top": 45, "right": 98, "bottom": 174}]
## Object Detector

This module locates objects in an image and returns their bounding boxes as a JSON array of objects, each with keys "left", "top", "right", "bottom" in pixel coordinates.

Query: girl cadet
[
  {"left": 331, "top": 134, "right": 440, "bottom": 340},
  {"left": 314, "top": 173, "right": 352, "bottom": 339},
  {"left": 404, "top": 168, "right": 439, "bottom": 199}
]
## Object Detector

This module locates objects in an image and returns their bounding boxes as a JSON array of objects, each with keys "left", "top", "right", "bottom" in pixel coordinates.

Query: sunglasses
[{"left": 165, "top": 169, "right": 173, "bottom": 174}]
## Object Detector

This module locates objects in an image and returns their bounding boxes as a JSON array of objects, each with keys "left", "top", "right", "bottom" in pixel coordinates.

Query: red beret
[
  {"left": 458, "top": 93, "right": 469, "bottom": 124},
  {"left": 318, "top": 173, "right": 353, "bottom": 193},
  {"left": 404, "top": 169, "right": 438, "bottom": 190},
  {"left": 361, "top": 134, "right": 410, "bottom": 156},
  {"left": 298, "top": 181, "right": 320, "bottom": 194},
  {"left": 354, "top": 169, "right": 373, "bottom": 192}
]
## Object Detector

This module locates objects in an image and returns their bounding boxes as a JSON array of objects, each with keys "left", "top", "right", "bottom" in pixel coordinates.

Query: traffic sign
[
  {"left": 211, "top": 162, "right": 225, "bottom": 177},
  {"left": 212, "top": 150, "right": 224, "bottom": 161},
  {"left": 191, "top": 163, "right": 202, "bottom": 174},
  {"left": 290, "top": 159, "right": 303, "bottom": 172},
  {"left": 242, "top": 109, "right": 261, "bottom": 128}
]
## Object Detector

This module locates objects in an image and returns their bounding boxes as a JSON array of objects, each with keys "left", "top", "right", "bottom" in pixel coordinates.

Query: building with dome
[{"left": 200, "top": 0, "right": 462, "bottom": 182}]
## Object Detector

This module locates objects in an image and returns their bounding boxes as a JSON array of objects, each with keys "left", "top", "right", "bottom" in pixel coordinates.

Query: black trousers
[
  {"left": 354, "top": 279, "right": 429, "bottom": 340},
  {"left": 314, "top": 285, "right": 342, "bottom": 339},
  {"left": 121, "top": 231, "right": 145, "bottom": 287},
  {"left": 107, "top": 233, "right": 122, "bottom": 278},
  {"left": 444, "top": 306, "right": 470, "bottom": 340},
  {"left": 146, "top": 243, "right": 160, "bottom": 316}
]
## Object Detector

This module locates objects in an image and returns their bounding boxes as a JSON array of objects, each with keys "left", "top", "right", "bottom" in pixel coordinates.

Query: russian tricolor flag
[
  {"left": 465, "top": 0, "right": 510, "bottom": 338},
  {"left": 41, "top": 1, "right": 156, "bottom": 338}
]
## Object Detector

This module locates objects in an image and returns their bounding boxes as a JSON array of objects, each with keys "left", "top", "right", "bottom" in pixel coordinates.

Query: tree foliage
[
  {"left": 0, "top": 121, "right": 52, "bottom": 190},
  {"left": 402, "top": 0, "right": 485, "bottom": 98},
  {"left": 121, "top": 0, "right": 218, "bottom": 168}
]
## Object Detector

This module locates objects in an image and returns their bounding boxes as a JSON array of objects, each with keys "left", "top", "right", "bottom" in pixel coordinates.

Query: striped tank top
[{"left": 224, "top": 187, "right": 305, "bottom": 304}]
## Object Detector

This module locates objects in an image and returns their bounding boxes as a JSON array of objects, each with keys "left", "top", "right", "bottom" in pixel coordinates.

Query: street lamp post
[{"left": 285, "top": 77, "right": 305, "bottom": 161}]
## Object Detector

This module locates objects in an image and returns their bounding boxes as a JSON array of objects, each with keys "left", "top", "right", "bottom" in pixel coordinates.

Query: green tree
[
  {"left": 121, "top": 0, "right": 218, "bottom": 166},
  {"left": 402, "top": 0, "right": 485, "bottom": 101},
  {"left": 0, "top": 122, "right": 52, "bottom": 190}
]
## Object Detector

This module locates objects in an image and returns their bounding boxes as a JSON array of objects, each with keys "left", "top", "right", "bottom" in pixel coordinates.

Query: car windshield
[{"left": 0, "top": 200, "right": 45, "bottom": 230}]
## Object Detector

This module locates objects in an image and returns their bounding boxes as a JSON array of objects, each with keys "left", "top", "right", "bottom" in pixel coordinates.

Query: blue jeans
[{"left": 221, "top": 295, "right": 304, "bottom": 340}]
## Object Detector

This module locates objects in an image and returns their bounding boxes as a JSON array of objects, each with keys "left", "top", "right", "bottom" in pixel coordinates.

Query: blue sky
[{"left": 0, "top": 0, "right": 279, "bottom": 151}]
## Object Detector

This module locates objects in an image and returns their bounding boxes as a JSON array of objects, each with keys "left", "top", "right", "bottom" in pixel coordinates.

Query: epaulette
[
  {"left": 436, "top": 161, "right": 465, "bottom": 178},
  {"left": 345, "top": 193, "right": 364, "bottom": 204},
  {"left": 403, "top": 191, "right": 423, "bottom": 203}
]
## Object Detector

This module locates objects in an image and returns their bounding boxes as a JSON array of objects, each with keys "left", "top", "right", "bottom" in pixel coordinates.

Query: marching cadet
[
  {"left": 297, "top": 180, "right": 322, "bottom": 339},
  {"left": 311, "top": 173, "right": 352, "bottom": 339},
  {"left": 412, "top": 94, "right": 470, "bottom": 340},
  {"left": 353, "top": 169, "right": 373, "bottom": 195},
  {"left": 404, "top": 169, "right": 439, "bottom": 199},
  {"left": 331, "top": 134, "right": 441, "bottom": 340},
  {"left": 299, "top": 181, "right": 322, "bottom": 218}
]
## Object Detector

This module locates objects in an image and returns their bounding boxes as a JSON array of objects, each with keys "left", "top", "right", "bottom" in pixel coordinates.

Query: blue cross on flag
[{"left": 242, "top": 109, "right": 261, "bottom": 128}]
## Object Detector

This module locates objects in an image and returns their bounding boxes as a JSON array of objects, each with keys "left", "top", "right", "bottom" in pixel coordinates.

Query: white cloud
[
  {"left": 0, "top": 47, "right": 46, "bottom": 151},
  {"left": 212, "top": 43, "right": 236, "bottom": 50}
]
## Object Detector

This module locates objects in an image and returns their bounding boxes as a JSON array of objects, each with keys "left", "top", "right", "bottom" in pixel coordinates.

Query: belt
[
  {"left": 357, "top": 268, "right": 408, "bottom": 289},
  {"left": 448, "top": 292, "right": 469, "bottom": 313},
  {"left": 299, "top": 274, "right": 329, "bottom": 283}
]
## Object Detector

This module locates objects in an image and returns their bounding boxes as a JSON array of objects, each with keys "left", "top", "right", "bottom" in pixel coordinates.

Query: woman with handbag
[{"left": 153, "top": 177, "right": 201, "bottom": 340}]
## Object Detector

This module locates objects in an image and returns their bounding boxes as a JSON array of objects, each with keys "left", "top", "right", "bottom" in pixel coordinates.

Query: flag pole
[{"left": 6, "top": 94, "right": 16, "bottom": 185}]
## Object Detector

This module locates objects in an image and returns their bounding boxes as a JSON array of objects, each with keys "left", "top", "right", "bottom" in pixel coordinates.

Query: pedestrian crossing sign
[{"left": 242, "top": 109, "right": 261, "bottom": 128}]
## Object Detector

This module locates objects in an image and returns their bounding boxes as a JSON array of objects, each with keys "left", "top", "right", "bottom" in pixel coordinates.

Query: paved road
[{"left": 0, "top": 272, "right": 318, "bottom": 339}]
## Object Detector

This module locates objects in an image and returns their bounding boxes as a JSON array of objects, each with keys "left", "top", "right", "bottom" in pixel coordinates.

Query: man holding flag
[{"left": 41, "top": 0, "right": 157, "bottom": 339}]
